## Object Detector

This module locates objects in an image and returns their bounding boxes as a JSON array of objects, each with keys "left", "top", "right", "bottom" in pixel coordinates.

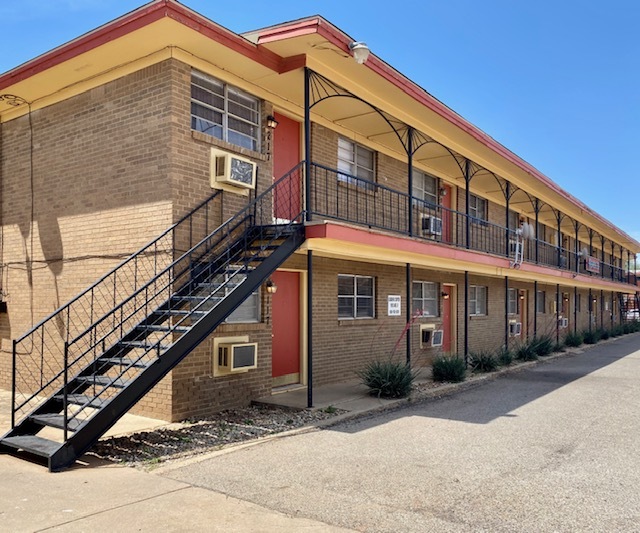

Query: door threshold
[{"left": 272, "top": 383, "right": 306, "bottom": 395}]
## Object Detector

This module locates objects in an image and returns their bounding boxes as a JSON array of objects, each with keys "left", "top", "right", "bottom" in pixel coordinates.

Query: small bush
[
  {"left": 432, "top": 355, "right": 467, "bottom": 383},
  {"left": 564, "top": 331, "right": 583, "bottom": 347},
  {"left": 529, "top": 335, "right": 554, "bottom": 357},
  {"left": 611, "top": 325, "right": 624, "bottom": 337},
  {"left": 600, "top": 329, "right": 610, "bottom": 340},
  {"left": 357, "top": 360, "right": 417, "bottom": 398},
  {"left": 622, "top": 323, "right": 632, "bottom": 334},
  {"left": 628, "top": 321, "right": 640, "bottom": 333},
  {"left": 553, "top": 342, "right": 566, "bottom": 353},
  {"left": 515, "top": 341, "right": 538, "bottom": 361},
  {"left": 497, "top": 347, "right": 513, "bottom": 366},
  {"left": 469, "top": 350, "right": 499, "bottom": 373},
  {"left": 583, "top": 329, "right": 600, "bottom": 345}
]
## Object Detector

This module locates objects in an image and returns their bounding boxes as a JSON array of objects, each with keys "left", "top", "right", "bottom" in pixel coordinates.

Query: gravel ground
[{"left": 89, "top": 405, "right": 343, "bottom": 468}]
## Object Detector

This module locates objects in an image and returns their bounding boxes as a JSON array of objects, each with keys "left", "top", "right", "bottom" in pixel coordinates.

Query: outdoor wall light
[
  {"left": 441, "top": 291, "right": 450, "bottom": 300},
  {"left": 265, "top": 279, "right": 278, "bottom": 294},
  {"left": 266, "top": 115, "right": 279, "bottom": 130},
  {"left": 520, "top": 293, "right": 525, "bottom": 300},
  {"left": 439, "top": 187, "right": 448, "bottom": 197},
  {"left": 348, "top": 41, "right": 370, "bottom": 64}
]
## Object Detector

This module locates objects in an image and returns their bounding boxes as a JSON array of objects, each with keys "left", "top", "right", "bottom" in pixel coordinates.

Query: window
[
  {"left": 536, "top": 222, "right": 546, "bottom": 242},
  {"left": 337, "top": 137, "right": 375, "bottom": 187},
  {"left": 217, "top": 268, "right": 260, "bottom": 323},
  {"left": 338, "top": 274, "right": 375, "bottom": 319},
  {"left": 469, "top": 285, "right": 487, "bottom": 316},
  {"left": 468, "top": 194, "right": 488, "bottom": 222},
  {"left": 536, "top": 290, "right": 546, "bottom": 314},
  {"left": 507, "top": 288, "right": 519, "bottom": 315},
  {"left": 413, "top": 281, "right": 438, "bottom": 317},
  {"left": 508, "top": 210, "right": 519, "bottom": 230},
  {"left": 413, "top": 171, "right": 438, "bottom": 206},
  {"left": 191, "top": 71, "right": 260, "bottom": 151}
]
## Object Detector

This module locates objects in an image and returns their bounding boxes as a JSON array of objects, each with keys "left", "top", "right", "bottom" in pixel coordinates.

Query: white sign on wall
[{"left": 387, "top": 295, "right": 401, "bottom": 316}]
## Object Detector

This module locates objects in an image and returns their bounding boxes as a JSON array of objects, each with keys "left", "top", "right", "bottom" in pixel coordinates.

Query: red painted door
[
  {"left": 442, "top": 285, "right": 452, "bottom": 352},
  {"left": 273, "top": 113, "right": 301, "bottom": 222},
  {"left": 271, "top": 271, "right": 300, "bottom": 381},
  {"left": 440, "top": 184, "right": 452, "bottom": 243}
]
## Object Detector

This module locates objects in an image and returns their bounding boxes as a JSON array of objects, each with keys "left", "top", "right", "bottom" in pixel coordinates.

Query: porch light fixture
[
  {"left": 439, "top": 187, "right": 448, "bottom": 197},
  {"left": 265, "top": 279, "right": 278, "bottom": 294},
  {"left": 266, "top": 115, "right": 279, "bottom": 130},
  {"left": 520, "top": 293, "right": 525, "bottom": 300},
  {"left": 441, "top": 291, "right": 449, "bottom": 300},
  {"left": 349, "top": 41, "right": 370, "bottom": 64}
]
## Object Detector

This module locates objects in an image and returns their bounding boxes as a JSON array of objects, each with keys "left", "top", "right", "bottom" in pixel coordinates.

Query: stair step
[
  {"left": 54, "top": 393, "right": 109, "bottom": 408},
  {"left": 29, "top": 414, "right": 84, "bottom": 431},
  {"left": 116, "top": 340, "right": 171, "bottom": 351},
  {"left": 75, "top": 375, "right": 129, "bottom": 388},
  {"left": 98, "top": 357, "right": 150, "bottom": 369},
  {"left": 153, "top": 309, "right": 207, "bottom": 316},
  {"left": 1, "top": 435, "right": 61, "bottom": 458},
  {"left": 247, "top": 244, "right": 279, "bottom": 251},
  {"left": 136, "top": 325, "right": 190, "bottom": 333}
]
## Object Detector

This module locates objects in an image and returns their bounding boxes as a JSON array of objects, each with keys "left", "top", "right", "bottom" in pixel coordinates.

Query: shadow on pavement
[{"left": 328, "top": 335, "right": 640, "bottom": 432}]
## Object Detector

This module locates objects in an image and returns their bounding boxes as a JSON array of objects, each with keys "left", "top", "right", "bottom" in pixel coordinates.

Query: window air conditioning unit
[
  {"left": 509, "top": 321, "right": 522, "bottom": 336},
  {"left": 210, "top": 150, "right": 257, "bottom": 189},
  {"left": 431, "top": 329, "right": 444, "bottom": 347},
  {"left": 419, "top": 324, "right": 435, "bottom": 348},
  {"left": 217, "top": 342, "right": 258, "bottom": 373},
  {"left": 558, "top": 317, "right": 569, "bottom": 329},
  {"left": 421, "top": 215, "right": 443, "bottom": 236}
]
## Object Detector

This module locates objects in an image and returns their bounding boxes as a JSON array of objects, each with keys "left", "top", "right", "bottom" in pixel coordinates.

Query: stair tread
[
  {"left": 98, "top": 357, "right": 150, "bottom": 369},
  {"left": 54, "top": 393, "right": 109, "bottom": 408},
  {"left": 116, "top": 340, "right": 171, "bottom": 350},
  {"left": 136, "top": 325, "right": 190, "bottom": 333},
  {"left": 75, "top": 375, "right": 129, "bottom": 388},
  {"left": 29, "top": 414, "right": 84, "bottom": 431},
  {"left": 1, "top": 435, "right": 61, "bottom": 457},
  {"left": 154, "top": 309, "right": 207, "bottom": 316}
]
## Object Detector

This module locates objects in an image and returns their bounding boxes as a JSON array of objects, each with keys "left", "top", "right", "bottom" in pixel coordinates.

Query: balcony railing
[{"left": 308, "top": 162, "right": 636, "bottom": 286}]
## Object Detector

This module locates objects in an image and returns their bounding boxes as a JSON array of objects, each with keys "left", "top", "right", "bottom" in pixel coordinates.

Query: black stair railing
[{"left": 9, "top": 190, "right": 224, "bottom": 427}]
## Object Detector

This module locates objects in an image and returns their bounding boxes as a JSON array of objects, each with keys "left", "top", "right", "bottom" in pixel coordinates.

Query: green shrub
[
  {"left": 553, "top": 342, "right": 566, "bottom": 353},
  {"left": 469, "top": 350, "right": 499, "bottom": 373},
  {"left": 629, "top": 321, "right": 640, "bottom": 333},
  {"left": 600, "top": 329, "right": 610, "bottom": 340},
  {"left": 515, "top": 341, "right": 538, "bottom": 361},
  {"left": 497, "top": 347, "right": 513, "bottom": 366},
  {"left": 623, "top": 323, "right": 632, "bottom": 334},
  {"left": 357, "top": 360, "right": 417, "bottom": 398},
  {"left": 583, "top": 329, "right": 600, "bottom": 345},
  {"left": 611, "top": 325, "right": 624, "bottom": 337},
  {"left": 432, "top": 355, "right": 467, "bottom": 383},
  {"left": 529, "top": 335, "right": 554, "bottom": 357},
  {"left": 564, "top": 331, "right": 583, "bottom": 347}
]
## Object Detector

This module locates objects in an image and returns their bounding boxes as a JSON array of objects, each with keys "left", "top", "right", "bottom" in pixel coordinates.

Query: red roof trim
[{"left": 0, "top": 0, "right": 284, "bottom": 92}]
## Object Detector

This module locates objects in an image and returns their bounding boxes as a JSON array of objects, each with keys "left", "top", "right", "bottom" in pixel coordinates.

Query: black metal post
[
  {"left": 304, "top": 67, "right": 312, "bottom": 222},
  {"left": 600, "top": 289, "right": 604, "bottom": 330},
  {"left": 575, "top": 223, "right": 580, "bottom": 274},
  {"left": 533, "top": 280, "right": 538, "bottom": 337},
  {"left": 306, "top": 250, "right": 313, "bottom": 408},
  {"left": 465, "top": 160, "right": 471, "bottom": 249},
  {"left": 535, "top": 199, "right": 540, "bottom": 264},
  {"left": 611, "top": 291, "right": 614, "bottom": 329},
  {"left": 464, "top": 270, "right": 469, "bottom": 365},
  {"left": 504, "top": 276, "right": 509, "bottom": 348},
  {"left": 407, "top": 128, "right": 414, "bottom": 237},
  {"left": 406, "top": 263, "right": 411, "bottom": 366},
  {"left": 588, "top": 288, "right": 593, "bottom": 332},
  {"left": 11, "top": 340, "right": 16, "bottom": 429},
  {"left": 505, "top": 182, "right": 511, "bottom": 257},
  {"left": 574, "top": 286, "right": 578, "bottom": 333},
  {"left": 557, "top": 213, "right": 562, "bottom": 269},
  {"left": 556, "top": 284, "right": 560, "bottom": 346}
]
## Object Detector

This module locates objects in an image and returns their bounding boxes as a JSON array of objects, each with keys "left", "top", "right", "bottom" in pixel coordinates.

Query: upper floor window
[
  {"left": 468, "top": 194, "right": 488, "bottom": 222},
  {"left": 191, "top": 71, "right": 260, "bottom": 151},
  {"left": 338, "top": 274, "right": 375, "bottom": 319},
  {"left": 337, "top": 137, "right": 375, "bottom": 187},
  {"left": 507, "top": 288, "right": 519, "bottom": 315},
  {"left": 470, "top": 285, "right": 488, "bottom": 316},
  {"left": 413, "top": 171, "right": 438, "bottom": 206},
  {"left": 413, "top": 281, "right": 438, "bottom": 317}
]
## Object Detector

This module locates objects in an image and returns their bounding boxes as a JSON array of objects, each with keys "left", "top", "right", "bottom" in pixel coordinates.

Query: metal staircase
[{"left": 0, "top": 164, "right": 305, "bottom": 471}]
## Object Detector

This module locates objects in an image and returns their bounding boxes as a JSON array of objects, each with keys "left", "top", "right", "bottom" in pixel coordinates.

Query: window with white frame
[
  {"left": 536, "top": 290, "right": 546, "bottom": 314},
  {"left": 468, "top": 194, "right": 488, "bottom": 222},
  {"left": 216, "top": 267, "right": 261, "bottom": 323},
  {"left": 469, "top": 285, "right": 487, "bottom": 315},
  {"left": 507, "top": 288, "right": 519, "bottom": 315},
  {"left": 412, "top": 171, "right": 438, "bottom": 206},
  {"left": 191, "top": 70, "right": 261, "bottom": 151},
  {"left": 338, "top": 274, "right": 375, "bottom": 319},
  {"left": 412, "top": 281, "right": 438, "bottom": 317},
  {"left": 337, "top": 137, "right": 375, "bottom": 187}
]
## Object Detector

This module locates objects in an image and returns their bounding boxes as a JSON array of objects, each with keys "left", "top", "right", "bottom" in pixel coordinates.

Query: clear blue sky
[{"left": 1, "top": 0, "right": 638, "bottom": 242}]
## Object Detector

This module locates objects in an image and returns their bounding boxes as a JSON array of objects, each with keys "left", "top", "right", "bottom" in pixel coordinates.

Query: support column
[
  {"left": 407, "top": 129, "right": 414, "bottom": 237},
  {"left": 535, "top": 200, "right": 540, "bottom": 264},
  {"left": 611, "top": 291, "right": 614, "bottom": 329},
  {"left": 574, "top": 286, "right": 578, "bottom": 333},
  {"left": 406, "top": 263, "right": 411, "bottom": 366},
  {"left": 533, "top": 280, "right": 538, "bottom": 338},
  {"left": 504, "top": 276, "right": 510, "bottom": 348},
  {"left": 304, "top": 67, "right": 312, "bottom": 222},
  {"left": 600, "top": 289, "right": 604, "bottom": 330},
  {"left": 306, "top": 250, "right": 313, "bottom": 408},
  {"left": 465, "top": 160, "right": 471, "bottom": 250},
  {"left": 588, "top": 288, "right": 593, "bottom": 332},
  {"left": 505, "top": 182, "right": 511, "bottom": 257},
  {"left": 556, "top": 284, "right": 560, "bottom": 346},
  {"left": 464, "top": 270, "right": 469, "bottom": 365}
]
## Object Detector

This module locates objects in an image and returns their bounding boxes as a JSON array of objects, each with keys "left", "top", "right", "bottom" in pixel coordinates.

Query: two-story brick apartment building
[{"left": 1, "top": 0, "right": 638, "bottom": 469}]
